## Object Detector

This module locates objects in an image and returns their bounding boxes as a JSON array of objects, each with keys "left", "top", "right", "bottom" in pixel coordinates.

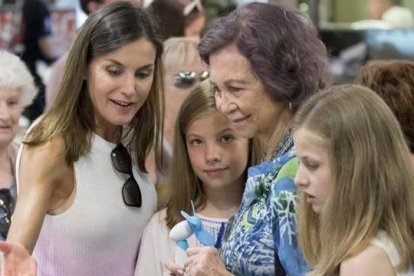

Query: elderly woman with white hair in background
[{"left": 0, "top": 50, "right": 36, "bottom": 240}]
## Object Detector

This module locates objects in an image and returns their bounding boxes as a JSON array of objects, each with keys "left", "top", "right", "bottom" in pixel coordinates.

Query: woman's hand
[
  {"left": 184, "top": 247, "right": 233, "bottom": 276},
  {"left": 165, "top": 260, "right": 185, "bottom": 276},
  {"left": 0, "top": 241, "right": 36, "bottom": 276}
]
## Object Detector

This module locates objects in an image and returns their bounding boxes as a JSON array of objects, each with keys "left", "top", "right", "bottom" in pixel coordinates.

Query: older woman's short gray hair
[{"left": 0, "top": 50, "right": 36, "bottom": 108}]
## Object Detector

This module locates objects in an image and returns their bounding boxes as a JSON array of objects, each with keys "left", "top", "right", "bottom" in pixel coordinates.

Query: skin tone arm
[
  {"left": 340, "top": 245, "right": 397, "bottom": 276},
  {"left": 6, "top": 136, "right": 72, "bottom": 252}
]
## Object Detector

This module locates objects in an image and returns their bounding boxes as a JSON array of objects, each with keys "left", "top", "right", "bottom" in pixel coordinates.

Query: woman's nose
[
  {"left": 0, "top": 103, "right": 10, "bottom": 121},
  {"left": 216, "top": 92, "right": 236, "bottom": 115},
  {"left": 122, "top": 74, "right": 136, "bottom": 96}
]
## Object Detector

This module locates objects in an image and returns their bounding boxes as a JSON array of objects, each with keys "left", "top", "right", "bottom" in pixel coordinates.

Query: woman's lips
[{"left": 230, "top": 115, "right": 250, "bottom": 124}]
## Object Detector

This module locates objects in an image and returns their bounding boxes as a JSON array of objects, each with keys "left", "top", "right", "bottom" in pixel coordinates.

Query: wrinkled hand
[
  {"left": 184, "top": 247, "right": 232, "bottom": 276},
  {"left": 165, "top": 260, "right": 185, "bottom": 276},
  {"left": 0, "top": 241, "right": 36, "bottom": 276}
]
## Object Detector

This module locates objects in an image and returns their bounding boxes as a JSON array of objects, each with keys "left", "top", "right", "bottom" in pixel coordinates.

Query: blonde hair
[
  {"left": 162, "top": 37, "right": 200, "bottom": 71},
  {"left": 292, "top": 84, "right": 414, "bottom": 275},
  {"left": 0, "top": 50, "right": 36, "bottom": 108},
  {"left": 165, "top": 80, "right": 258, "bottom": 228},
  {"left": 24, "top": 2, "right": 164, "bottom": 172}
]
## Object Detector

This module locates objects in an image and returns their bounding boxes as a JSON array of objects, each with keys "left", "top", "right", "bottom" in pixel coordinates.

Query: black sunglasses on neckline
[
  {"left": 111, "top": 144, "right": 142, "bottom": 208},
  {"left": 0, "top": 189, "right": 13, "bottom": 239}
]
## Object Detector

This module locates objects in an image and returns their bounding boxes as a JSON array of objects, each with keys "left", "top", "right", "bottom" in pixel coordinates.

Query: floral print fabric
[{"left": 220, "top": 134, "right": 308, "bottom": 275}]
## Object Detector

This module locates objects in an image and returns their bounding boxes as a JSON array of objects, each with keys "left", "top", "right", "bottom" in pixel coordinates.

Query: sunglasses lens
[
  {"left": 200, "top": 70, "right": 209, "bottom": 81},
  {"left": 122, "top": 178, "right": 142, "bottom": 207},
  {"left": 0, "top": 213, "right": 10, "bottom": 238},
  {"left": 0, "top": 191, "right": 11, "bottom": 239},
  {"left": 111, "top": 144, "right": 132, "bottom": 174},
  {"left": 110, "top": 144, "right": 142, "bottom": 208},
  {"left": 174, "top": 71, "right": 197, "bottom": 88}
]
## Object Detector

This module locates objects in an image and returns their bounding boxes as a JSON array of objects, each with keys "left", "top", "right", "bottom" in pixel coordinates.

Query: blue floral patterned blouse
[{"left": 220, "top": 134, "right": 308, "bottom": 276}]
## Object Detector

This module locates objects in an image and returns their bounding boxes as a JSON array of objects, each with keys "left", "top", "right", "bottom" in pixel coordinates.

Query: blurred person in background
[
  {"left": 366, "top": 0, "right": 414, "bottom": 28},
  {"left": 162, "top": 37, "right": 207, "bottom": 158},
  {"left": 147, "top": 36, "right": 207, "bottom": 202},
  {"left": 21, "top": 0, "right": 57, "bottom": 122},
  {"left": 0, "top": 50, "right": 36, "bottom": 241},
  {"left": 356, "top": 60, "right": 414, "bottom": 164},
  {"left": 147, "top": 0, "right": 205, "bottom": 41}
]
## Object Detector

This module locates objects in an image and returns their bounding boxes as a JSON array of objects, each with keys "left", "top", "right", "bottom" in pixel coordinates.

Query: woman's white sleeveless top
[{"left": 16, "top": 134, "right": 157, "bottom": 276}]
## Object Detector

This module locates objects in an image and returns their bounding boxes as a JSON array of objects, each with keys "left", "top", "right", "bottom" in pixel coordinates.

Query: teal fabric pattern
[{"left": 220, "top": 134, "right": 308, "bottom": 275}]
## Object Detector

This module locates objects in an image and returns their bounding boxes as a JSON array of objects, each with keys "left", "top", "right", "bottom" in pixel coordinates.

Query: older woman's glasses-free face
[
  {"left": 111, "top": 144, "right": 142, "bottom": 208},
  {"left": 174, "top": 70, "right": 209, "bottom": 89}
]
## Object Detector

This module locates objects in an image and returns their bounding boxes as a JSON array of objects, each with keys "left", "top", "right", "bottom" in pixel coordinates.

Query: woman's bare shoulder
[{"left": 20, "top": 135, "right": 69, "bottom": 187}]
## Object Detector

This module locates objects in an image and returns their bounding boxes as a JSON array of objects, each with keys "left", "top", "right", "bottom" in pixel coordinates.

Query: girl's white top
[
  {"left": 370, "top": 231, "right": 413, "bottom": 276},
  {"left": 135, "top": 208, "right": 228, "bottom": 276}
]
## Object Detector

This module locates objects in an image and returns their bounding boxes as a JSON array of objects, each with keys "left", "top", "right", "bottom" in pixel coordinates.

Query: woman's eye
[
  {"left": 220, "top": 135, "right": 234, "bottom": 144},
  {"left": 107, "top": 67, "right": 122, "bottom": 76},
  {"left": 228, "top": 86, "right": 242, "bottom": 93},
  {"left": 7, "top": 99, "right": 19, "bottom": 106},
  {"left": 136, "top": 69, "right": 153, "bottom": 79}
]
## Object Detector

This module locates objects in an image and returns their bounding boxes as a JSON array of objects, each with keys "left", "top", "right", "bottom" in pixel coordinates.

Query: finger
[
  {"left": 0, "top": 241, "right": 13, "bottom": 254},
  {"left": 186, "top": 246, "right": 208, "bottom": 256},
  {"left": 187, "top": 246, "right": 217, "bottom": 257},
  {"left": 165, "top": 260, "right": 185, "bottom": 275}
]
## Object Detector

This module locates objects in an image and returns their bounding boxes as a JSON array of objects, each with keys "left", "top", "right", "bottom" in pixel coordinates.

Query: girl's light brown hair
[
  {"left": 24, "top": 2, "right": 164, "bottom": 172},
  {"left": 292, "top": 84, "right": 414, "bottom": 275},
  {"left": 165, "top": 80, "right": 258, "bottom": 229}
]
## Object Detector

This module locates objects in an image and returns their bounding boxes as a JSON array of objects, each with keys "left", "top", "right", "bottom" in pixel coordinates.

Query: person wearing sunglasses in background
[
  {"left": 162, "top": 37, "right": 208, "bottom": 149},
  {"left": 147, "top": 0, "right": 206, "bottom": 41},
  {"left": 0, "top": 2, "right": 164, "bottom": 275},
  {"left": 356, "top": 60, "right": 414, "bottom": 165},
  {"left": 0, "top": 51, "right": 37, "bottom": 241},
  {"left": 146, "top": 36, "right": 208, "bottom": 203}
]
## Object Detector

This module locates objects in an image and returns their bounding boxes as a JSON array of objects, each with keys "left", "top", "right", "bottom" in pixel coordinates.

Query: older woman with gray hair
[
  {"left": 167, "top": 3, "right": 331, "bottom": 276},
  {"left": 0, "top": 50, "right": 36, "bottom": 240}
]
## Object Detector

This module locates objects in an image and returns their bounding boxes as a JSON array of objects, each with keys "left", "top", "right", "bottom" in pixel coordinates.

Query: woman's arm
[{"left": 7, "top": 136, "right": 69, "bottom": 253}]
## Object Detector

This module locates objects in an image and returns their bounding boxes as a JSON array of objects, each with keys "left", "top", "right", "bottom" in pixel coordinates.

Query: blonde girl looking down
[{"left": 293, "top": 84, "right": 414, "bottom": 276}]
